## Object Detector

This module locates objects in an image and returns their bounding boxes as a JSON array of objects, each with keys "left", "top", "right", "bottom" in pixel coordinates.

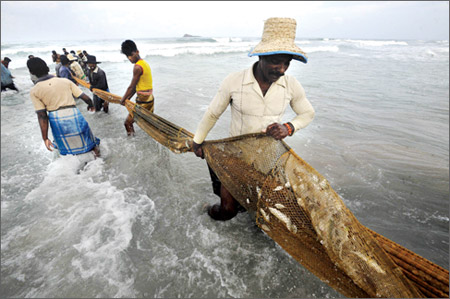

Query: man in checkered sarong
[{"left": 27, "top": 57, "right": 101, "bottom": 157}]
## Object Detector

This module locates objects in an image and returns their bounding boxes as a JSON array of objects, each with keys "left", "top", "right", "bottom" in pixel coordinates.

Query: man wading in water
[
  {"left": 27, "top": 57, "right": 100, "bottom": 157},
  {"left": 119, "top": 40, "right": 155, "bottom": 136},
  {"left": 192, "top": 18, "right": 315, "bottom": 220}
]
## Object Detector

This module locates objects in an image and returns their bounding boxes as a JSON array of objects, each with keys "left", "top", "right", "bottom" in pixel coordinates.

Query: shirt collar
[
  {"left": 243, "top": 63, "right": 257, "bottom": 85},
  {"left": 243, "top": 62, "right": 286, "bottom": 88},
  {"left": 92, "top": 66, "right": 99, "bottom": 73},
  {"left": 35, "top": 74, "right": 54, "bottom": 84}
]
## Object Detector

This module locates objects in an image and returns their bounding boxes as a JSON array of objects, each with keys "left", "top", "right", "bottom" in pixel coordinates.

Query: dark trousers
[
  {"left": 207, "top": 164, "right": 222, "bottom": 197},
  {"left": 1, "top": 83, "right": 18, "bottom": 92},
  {"left": 93, "top": 95, "right": 104, "bottom": 112}
]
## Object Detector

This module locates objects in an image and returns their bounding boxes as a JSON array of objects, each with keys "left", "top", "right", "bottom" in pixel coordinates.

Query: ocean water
[{"left": 1, "top": 37, "right": 448, "bottom": 298}]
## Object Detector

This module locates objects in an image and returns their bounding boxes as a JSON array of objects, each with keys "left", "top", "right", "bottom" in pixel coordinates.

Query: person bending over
[
  {"left": 192, "top": 18, "right": 315, "bottom": 221},
  {"left": 27, "top": 57, "right": 100, "bottom": 157}
]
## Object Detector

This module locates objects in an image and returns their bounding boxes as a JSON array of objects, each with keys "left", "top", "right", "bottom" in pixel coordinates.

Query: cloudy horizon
[{"left": 1, "top": 1, "right": 449, "bottom": 43}]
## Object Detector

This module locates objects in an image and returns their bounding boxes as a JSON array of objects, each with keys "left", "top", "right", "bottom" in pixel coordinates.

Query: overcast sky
[{"left": 1, "top": 1, "right": 449, "bottom": 43}]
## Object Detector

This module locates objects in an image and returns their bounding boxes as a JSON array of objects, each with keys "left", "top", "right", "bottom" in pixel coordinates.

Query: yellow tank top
[{"left": 135, "top": 59, "right": 153, "bottom": 91}]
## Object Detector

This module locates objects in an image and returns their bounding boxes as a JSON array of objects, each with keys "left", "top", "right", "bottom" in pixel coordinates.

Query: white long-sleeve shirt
[{"left": 193, "top": 63, "right": 315, "bottom": 144}]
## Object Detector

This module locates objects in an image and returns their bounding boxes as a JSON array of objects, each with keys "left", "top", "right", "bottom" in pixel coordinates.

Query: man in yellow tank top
[{"left": 120, "top": 40, "right": 154, "bottom": 136}]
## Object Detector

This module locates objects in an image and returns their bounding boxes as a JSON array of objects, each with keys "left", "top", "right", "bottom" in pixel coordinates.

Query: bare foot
[{"left": 92, "top": 145, "right": 101, "bottom": 158}]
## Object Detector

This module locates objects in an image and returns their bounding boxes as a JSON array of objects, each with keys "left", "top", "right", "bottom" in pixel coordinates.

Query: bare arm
[
  {"left": 78, "top": 93, "right": 95, "bottom": 111},
  {"left": 120, "top": 64, "right": 143, "bottom": 105},
  {"left": 36, "top": 110, "right": 54, "bottom": 151}
]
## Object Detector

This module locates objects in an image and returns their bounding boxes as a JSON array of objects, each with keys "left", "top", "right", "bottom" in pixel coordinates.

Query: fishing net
[
  {"left": 76, "top": 78, "right": 449, "bottom": 298},
  {"left": 201, "top": 134, "right": 445, "bottom": 298}
]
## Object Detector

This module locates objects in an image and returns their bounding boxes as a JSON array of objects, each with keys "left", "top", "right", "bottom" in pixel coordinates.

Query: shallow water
[{"left": 1, "top": 37, "right": 448, "bottom": 297}]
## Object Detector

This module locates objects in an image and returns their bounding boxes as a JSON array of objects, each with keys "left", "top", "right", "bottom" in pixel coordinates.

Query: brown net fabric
[
  {"left": 368, "top": 229, "right": 449, "bottom": 298},
  {"left": 74, "top": 77, "right": 193, "bottom": 153},
  {"left": 132, "top": 103, "right": 193, "bottom": 153},
  {"left": 74, "top": 77, "right": 122, "bottom": 104},
  {"left": 77, "top": 79, "right": 448, "bottom": 298},
  {"left": 74, "top": 77, "right": 90, "bottom": 88},
  {"left": 203, "top": 134, "right": 423, "bottom": 298}
]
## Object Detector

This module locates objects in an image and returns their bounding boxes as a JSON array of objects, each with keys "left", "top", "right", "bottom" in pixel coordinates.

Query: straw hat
[
  {"left": 76, "top": 50, "right": 82, "bottom": 55},
  {"left": 248, "top": 17, "right": 307, "bottom": 63},
  {"left": 67, "top": 54, "right": 78, "bottom": 61}
]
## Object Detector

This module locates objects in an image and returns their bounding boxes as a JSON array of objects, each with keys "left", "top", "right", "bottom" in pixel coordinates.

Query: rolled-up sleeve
[
  {"left": 30, "top": 89, "right": 46, "bottom": 111},
  {"left": 70, "top": 81, "right": 83, "bottom": 98},
  {"left": 193, "top": 76, "right": 232, "bottom": 144},
  {"left": 288, "top": 78, "right": 315, "bottom": 132}
]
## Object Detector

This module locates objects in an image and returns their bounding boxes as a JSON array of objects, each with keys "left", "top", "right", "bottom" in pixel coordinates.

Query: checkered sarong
[{"left": 48, "top": 107, "right": 100, "bottom": 155}]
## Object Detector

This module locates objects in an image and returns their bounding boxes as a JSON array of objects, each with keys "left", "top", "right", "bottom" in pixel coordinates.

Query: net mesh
[
  {"left": 204, "top": 134, "right": 423, "bottom": 298},
  {"left": 77, "top": 78, "right": 449, "bottom": 298}
]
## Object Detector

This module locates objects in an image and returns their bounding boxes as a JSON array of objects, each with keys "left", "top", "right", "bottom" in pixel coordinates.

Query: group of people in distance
[
  {"left": 25, "top": 18, "right": 315, "bottom": 221},
  {"left": 26, "top": 40, "right": 151, "bottom": 159},
  {"left": 51, "top": 48, "right": 110, "bottom": 113}
]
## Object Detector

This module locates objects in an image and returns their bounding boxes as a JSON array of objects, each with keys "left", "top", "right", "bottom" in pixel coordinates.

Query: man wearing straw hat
[
  {"left": 77, "top": 50, "right": 89, "bottom": 74},
  {"left": 192, "top": 17, "right": 315, "bottom": 221},
  {"left": 67, "top": 53, "right": 86, "bottom": 81}
]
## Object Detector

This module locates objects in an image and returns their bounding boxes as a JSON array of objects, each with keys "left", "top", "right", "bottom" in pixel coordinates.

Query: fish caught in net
[{"left": 74, "top": 77, "right": 449, "bottom": 298}]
